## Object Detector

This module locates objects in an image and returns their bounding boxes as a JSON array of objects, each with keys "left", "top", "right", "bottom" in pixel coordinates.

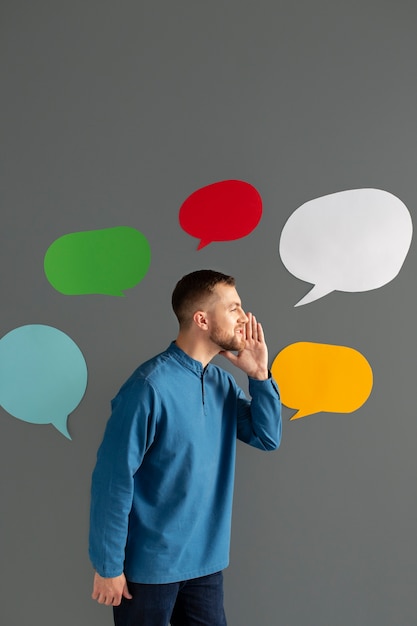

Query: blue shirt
[{"left": 89, "top": 342, "right": 281, "bottom": 583}]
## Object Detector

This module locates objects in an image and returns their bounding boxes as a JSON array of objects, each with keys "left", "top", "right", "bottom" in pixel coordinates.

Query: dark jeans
[{"left": 113, "top": 571, "right": 227, "bottom": 626}]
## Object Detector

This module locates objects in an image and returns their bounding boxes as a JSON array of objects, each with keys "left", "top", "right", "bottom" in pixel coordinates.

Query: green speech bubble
[{"left": 44, "top": 226, "right": 151, "bottom": 296}]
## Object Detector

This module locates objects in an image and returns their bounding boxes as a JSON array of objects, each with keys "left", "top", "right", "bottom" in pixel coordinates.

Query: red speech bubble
[{"left": 179, "top": 180, "right": 263, "bottom": 250}]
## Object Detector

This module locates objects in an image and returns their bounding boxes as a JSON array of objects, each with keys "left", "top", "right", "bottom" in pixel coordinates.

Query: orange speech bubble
[{"left": 271, "top": 342, "right": 373, "bottom": 420}]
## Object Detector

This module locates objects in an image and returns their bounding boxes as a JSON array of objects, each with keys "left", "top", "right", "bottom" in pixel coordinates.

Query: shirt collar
[{"left": 167, "top": 341, "right": 207, "bottom": 375}]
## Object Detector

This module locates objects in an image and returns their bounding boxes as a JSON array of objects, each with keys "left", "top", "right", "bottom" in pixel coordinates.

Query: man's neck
[{"left": 175, "top": 332, "right": 219, "bottom": 368}]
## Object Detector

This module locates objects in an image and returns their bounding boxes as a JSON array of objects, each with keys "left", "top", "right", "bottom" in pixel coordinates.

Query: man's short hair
[{"left": 172, "top": 269, "right": 235, "bottom": 327}]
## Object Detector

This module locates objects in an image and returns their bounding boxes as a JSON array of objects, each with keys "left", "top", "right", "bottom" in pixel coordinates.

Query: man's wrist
[{"left": 249, "top": 369, "right": 269, "bottom": 381}]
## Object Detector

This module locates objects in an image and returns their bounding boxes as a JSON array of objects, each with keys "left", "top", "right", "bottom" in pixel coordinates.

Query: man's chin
[
  {"left": 218, "top": 339, "right": 245, "bottom": 352},
  {"left": 229, "top": 338, "right": 246, "bottom": 352},
  {"left": 236, "top": 338, "right": 246, "bottom": 352}
]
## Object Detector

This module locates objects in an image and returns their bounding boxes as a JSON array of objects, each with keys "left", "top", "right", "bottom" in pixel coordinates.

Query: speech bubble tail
[
  {"left": 289, "top": 409, "right": 309, "bottom": 420},
  {"left": 197, "top": 240, "right": 210, "bottom": 250},
  {"left": 53, "top": 415, "right": 72, "bottom": 440},
  {"left": 289, "top": 407, "right": 321, "bottom": 420},
  {"left": 294, "top": 284, "right": 333, "bottom": 307}
]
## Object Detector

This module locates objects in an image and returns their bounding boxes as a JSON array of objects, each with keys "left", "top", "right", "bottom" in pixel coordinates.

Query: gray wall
[{"left": 1, "top": 2, "right": 416, "bottom": 624}]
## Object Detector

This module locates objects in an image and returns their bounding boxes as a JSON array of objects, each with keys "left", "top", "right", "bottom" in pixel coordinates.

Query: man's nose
[{"left": 239, "top": 309, "right": 249, "bottom": 323}]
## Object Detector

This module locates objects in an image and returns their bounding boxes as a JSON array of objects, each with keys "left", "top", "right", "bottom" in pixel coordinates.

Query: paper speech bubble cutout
[
  {"left": 179, "top": 180, "right": 262, "bottom": 249},
  {"left": 0, "top": 325, "right": 88, "bottom": 439},
  {"left": 271, "top": 342, "right": 373, "bottom": 420},
  {"left": 44, "top": 226, "right": 151, "bottom": 296},
  {"left": 279, "top": 189, "right": 413, "bottom": 306}
]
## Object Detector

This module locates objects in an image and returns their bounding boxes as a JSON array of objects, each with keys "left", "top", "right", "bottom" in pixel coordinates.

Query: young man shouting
[{"left": 89, "top": 269, "right": 282, "bottom": 625}]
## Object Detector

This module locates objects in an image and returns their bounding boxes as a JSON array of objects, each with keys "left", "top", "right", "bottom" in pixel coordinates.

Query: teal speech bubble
[
  {"left": 44, "top": 226, "right": 151, "bottom": 296},
  {"left": 0, "top": 325, "right": 88, "bottom": 439}
]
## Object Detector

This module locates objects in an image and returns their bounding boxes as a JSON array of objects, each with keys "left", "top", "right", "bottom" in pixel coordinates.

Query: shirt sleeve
[
  {"left": 236, "top": 373, "right": 282, "bottom": 451},
  {"left": 89, "top": 377, "right": 160, "bottom": 577}
]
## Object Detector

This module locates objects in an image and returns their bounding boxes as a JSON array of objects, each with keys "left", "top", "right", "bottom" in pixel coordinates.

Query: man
[{"left": 89, "top": 269, "right": 282, "bottom": 625}]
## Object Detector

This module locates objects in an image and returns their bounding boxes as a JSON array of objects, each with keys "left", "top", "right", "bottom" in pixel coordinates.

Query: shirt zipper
[{"left": 201, "top": 367, "right": 207, "bottom": 413}]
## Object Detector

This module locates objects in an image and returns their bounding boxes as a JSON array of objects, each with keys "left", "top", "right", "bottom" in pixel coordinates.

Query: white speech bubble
[{"left": 279, "top": 189, "right": 413, "bottom": 306}]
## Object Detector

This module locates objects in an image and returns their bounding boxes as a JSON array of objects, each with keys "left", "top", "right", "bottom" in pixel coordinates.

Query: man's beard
[{"left": 209, "top": 323, "right": 245, "bottom": 352}]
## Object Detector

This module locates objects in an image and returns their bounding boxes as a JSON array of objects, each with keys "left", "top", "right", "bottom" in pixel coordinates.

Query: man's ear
[{"left": 193, "top": 310, "right": 209, "bottom": 330}]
